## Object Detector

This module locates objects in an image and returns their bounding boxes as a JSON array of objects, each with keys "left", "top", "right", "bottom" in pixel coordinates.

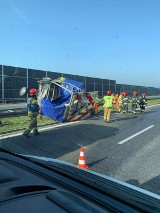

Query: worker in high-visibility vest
[
  {"left": 113, "top": 94, "right": 119, "bottom": 111},
  {"left": 122, "top": 91, "right": 129, "bottom": 113},
  {"left": 102, "top": 90, "right": 114, "bottom": 122},
  {"left": 23, "top": 88, "right": 40, "bottom": 138},
  {"left": 93, "top": 92, "right": 101, "bottom": 114},
  {"left": 118, "top": 92, "right": 123, "bottom": 112},
  {"left": 139, "top": 93, "right": 147, "bottom": 114},
  {"left": 131, "top": 91, "right": 139, "bottom": 115}
]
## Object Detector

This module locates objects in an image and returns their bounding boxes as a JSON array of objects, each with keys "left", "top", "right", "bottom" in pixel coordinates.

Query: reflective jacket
[
  {"left": 122, "top": 96, "right": 129, "bottom": 105},
  {"left": 27, "top": 97, "right": 39, "bottom": 115},
  {"left": 131, "top": 95, "right": 139, "bottom": 105},
  {"left": 94, "top": 97, "right": 101, "bottom": 104},
  {"left": 139, "top": 97, "right": 147, "bottom": 106},
  {"left": 118, "top": 95, "right": 123, "bottom": 104},
  {"left": 103, "top": 95, "right": 113, "bottom": 108}
]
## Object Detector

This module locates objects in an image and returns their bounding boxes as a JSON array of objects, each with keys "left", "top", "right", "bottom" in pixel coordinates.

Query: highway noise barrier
[{"left": 77, "top": 147, "right": 90, "bottom": 170}]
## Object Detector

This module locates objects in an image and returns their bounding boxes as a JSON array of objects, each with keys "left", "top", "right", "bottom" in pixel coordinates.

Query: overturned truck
[
  {"left": 21, "top": 77, "right": 96, "bottom": 123},
  {"left": 37, "top": 77, "right": 96, "bottom": 122}
]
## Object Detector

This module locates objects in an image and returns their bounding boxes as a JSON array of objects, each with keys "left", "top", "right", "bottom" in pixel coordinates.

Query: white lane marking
[
  {"left": 118, "top": 125, "right": 154, "bottom": 145},
  {"left": 0, "top": 121, "right": 80, "bottom": 140},
  {"left": 146, "top": 104, "right": 160, "bottom": 108}
]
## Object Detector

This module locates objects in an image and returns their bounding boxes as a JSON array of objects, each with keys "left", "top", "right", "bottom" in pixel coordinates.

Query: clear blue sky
[{"left": 1, "top": 0, "right": 160, "bottom": 87}]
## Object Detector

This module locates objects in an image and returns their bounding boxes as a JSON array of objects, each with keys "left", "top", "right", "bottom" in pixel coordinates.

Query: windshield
[{"left": 1, "top": 0, "right": 160, "bottom": 199}]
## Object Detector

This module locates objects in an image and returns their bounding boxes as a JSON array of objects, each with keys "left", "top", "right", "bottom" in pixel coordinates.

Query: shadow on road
[
  {"left": 88, "top": 157, "right": 108, "bottom": 167},
  {"left": 111, "top": 115, "right": 138, "bottom": 122},
  {"left": 127, "top": 175, "right": 160, "bottom": 195},
  {"left": 1, "top": 122, "right": 119, "bottom": 159}
]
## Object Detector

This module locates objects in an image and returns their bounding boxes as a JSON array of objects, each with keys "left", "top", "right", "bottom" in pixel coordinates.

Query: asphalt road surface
[{"left": 1, "top": 104, "right": 160, "bottom": 196}]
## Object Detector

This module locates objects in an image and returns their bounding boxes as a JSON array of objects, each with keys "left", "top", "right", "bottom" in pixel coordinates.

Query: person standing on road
[
  {"left": 93, "top": 92, "right": 101, "bottom": 114},
  {"left": 122, "top": 91, "right": 129, "bottom": 113},
  {"left": 118, "top": 92, "right": 123, "bottom": 112},
  {"left": 102, "top": 90, "right": 113, "bottom": 123},
  {"left": 23, "top": 88, "right": 40, "bottom": 138},
  {"left": 139, "top": 93, "right": 147, "bottom": 114},
  {"left": 113, "top": 94, "right": 119, "bottom": 111},
  {"left": 131, "top": 91, "right": 139, "bottom": 115}
]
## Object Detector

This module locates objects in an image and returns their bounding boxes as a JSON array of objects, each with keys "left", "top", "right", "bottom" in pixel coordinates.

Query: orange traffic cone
[{"left": 77, "top": 147, "right": 90, "bottom": 169}]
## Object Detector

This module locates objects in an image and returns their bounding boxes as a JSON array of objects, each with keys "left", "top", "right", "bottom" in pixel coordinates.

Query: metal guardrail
[
  {"left": 0, "top": 109, "right": 27, "bottom": 118},
  {"left": 0, "top": 99, "right": 27, "bottom": 104}
]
